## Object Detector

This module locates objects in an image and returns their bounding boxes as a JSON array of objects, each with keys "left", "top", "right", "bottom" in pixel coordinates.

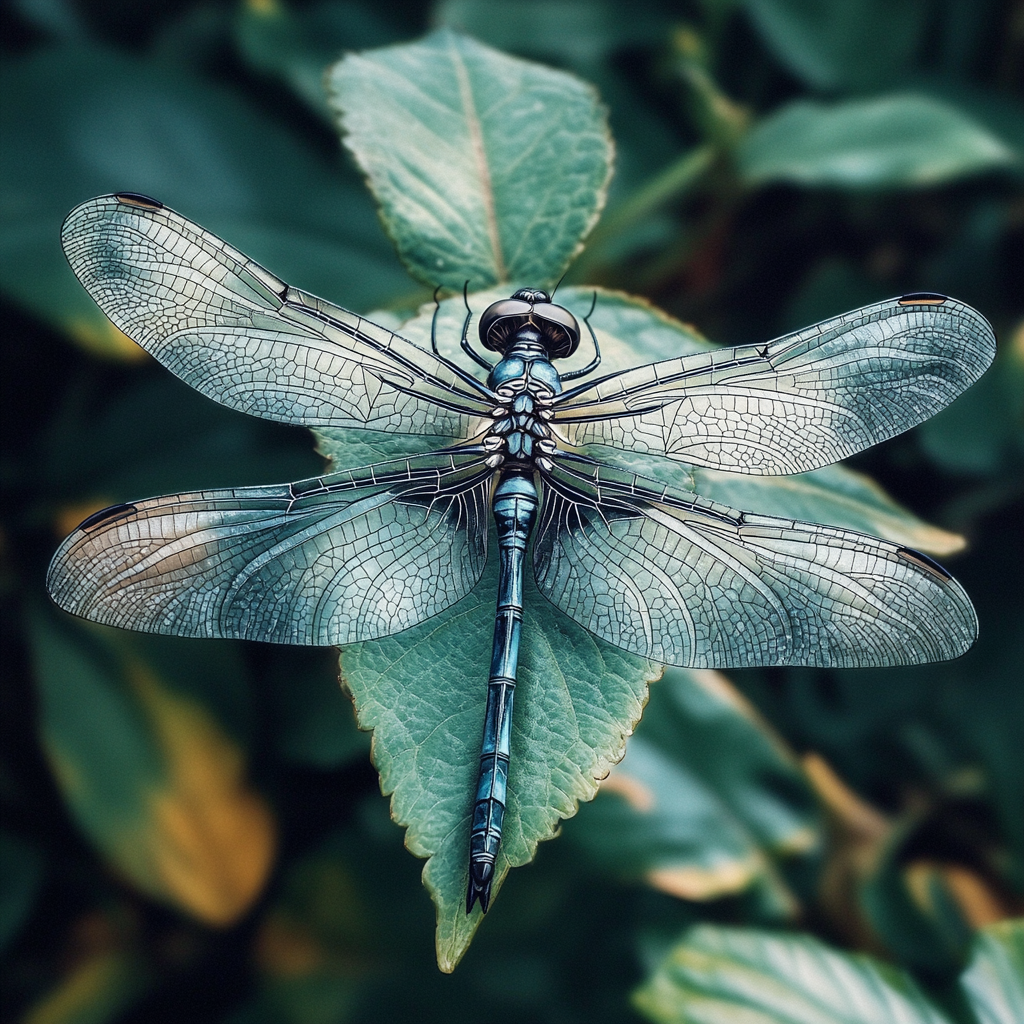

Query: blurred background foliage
[{"left": 1, "top": 0, "right": 1022, "bottom": 1021}]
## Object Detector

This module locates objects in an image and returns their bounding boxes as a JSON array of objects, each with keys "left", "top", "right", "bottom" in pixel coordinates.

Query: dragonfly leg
[
  {"left": 467, "top": 470, "right": 537, "bottom": 913},
  {"left": 461, "top": 281, "right": 496, "bottom": 372},
  {"left": 559, "top": 291, "right": 602, "bottom": 380}
]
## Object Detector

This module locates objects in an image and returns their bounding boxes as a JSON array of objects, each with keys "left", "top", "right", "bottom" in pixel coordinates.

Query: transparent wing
[
  {"left": 533, "top": 457, "right": 977, "bottom": 668},
  {"left": 47, "top": 451, "right": 493, "bottom": 645},
  {"left": 61, "top": 194, "right": 494, "bottom": 436},
  {"left": 552, "top": 296, "right": 995, "bottom": 474}
]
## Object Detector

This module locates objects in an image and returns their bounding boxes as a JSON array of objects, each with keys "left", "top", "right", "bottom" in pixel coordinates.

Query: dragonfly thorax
[{"left": 483, "top": 346, "right": 560, "bottom": 469}]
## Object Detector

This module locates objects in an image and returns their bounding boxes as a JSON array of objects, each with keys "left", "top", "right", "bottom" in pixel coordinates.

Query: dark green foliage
[{"left": 1, "top": 0, "right": 1021, "bottom": 1020}]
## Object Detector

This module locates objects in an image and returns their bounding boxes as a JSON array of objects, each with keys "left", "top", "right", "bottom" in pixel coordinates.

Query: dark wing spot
[
  {"left": 115, "top": 193, "right": 163, "bottom": 209},
  {"left": 78, "top": 502, "right": 138, "bottom": 531},
  {"left": 898, "top": 292, "right": 947, "bottom": 305},
  {"left": 897, "top": 546, "right": 952, "bottom": 581}
]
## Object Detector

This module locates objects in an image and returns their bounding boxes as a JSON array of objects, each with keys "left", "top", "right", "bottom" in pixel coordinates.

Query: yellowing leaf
[
  {"left": 64, "top": 318, "right": 148, "bottom": 362},
  {"left": 23, "top": 950, "right": 149, "bottom": 1024},
  {"left": 906, "top": 862, "right": 1009, "bottom": 929},
  {"left": 31, "top": 618, "right": 275, "bottom": 927},
  {"left": 647, "top": 858, "right": 762, "bottom": 900},
  {"left": 122, "top": 661, "right": 276, "bottom": 926}
]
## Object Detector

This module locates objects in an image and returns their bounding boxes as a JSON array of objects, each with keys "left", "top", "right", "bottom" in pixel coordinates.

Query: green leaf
[
  {"left": 238, "top": 834, "right": 370, "bottom": 1024},
  {"left": 566, "top": 669, "right": 817, "bottom": 906},
  {"left": 21, "top": 948, "right": 153, "bottom": 1024},
  {"left": 960, "top": 919, "right": 1024, "bottom": 1024},
  {"left": 340, "top": 550, "right": 653, "bottom": 971},
  {"left": 437, "top": 0, "right": 671, "bottom": 66},
  {"left": 28, "top": 614, "right": 276, "bottom": 926},
  {"left": 739, "top": 94, "right": 1018, "bottom": 190},
  {"left": 233, "top": 0, "right": 397, "bottom": 121},
  {"left": 743, "top": 0, "right": 928, "bottom": 92},
  {"left": 0, "top": 44, "right": 410, "bottom": 357},
  {"left": 326, "top": 29, "right": 613, "bottom": 290},
  {"left": 261, "top": 648, "right": 370, "bottom": 769},
  {"left": 859, "top": 826, "right": 973, "bottom": 978},
  {"left": 0, "top": 830, "right": 44, "bottom": 955},
  {"left": 633, "top": 924, "right": 951, "bottom": 1024}
]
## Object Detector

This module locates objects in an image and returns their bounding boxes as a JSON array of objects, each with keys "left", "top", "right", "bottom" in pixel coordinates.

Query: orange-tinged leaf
[
  {"left": 601, "top": 771, "right": 656, "bottom": 812},
  {"left": 31, "top": 618, "right": 275, "bottom": 927},
  {"left": 64, "top": 317, "right": 148, "bottom": 361},
  {"left": 256, "top": 915, "right": 329, "bottom": 978},
  {"left": 906, "top": 861, "right": 1011, "bottom": 929},
  {"left": 647, "top": 858, "right": 761, "bottom": 900},
  {"left": 124, "top": 661, "right": 277, "bottom": 926},
  {"left": 23, "top": 950, "right": 149, "bottom": 1024}
]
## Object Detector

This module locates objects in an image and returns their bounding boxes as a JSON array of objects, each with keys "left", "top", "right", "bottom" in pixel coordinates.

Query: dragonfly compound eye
[{"left": 479, "top": 290, "right": 581, "bottom": 359}]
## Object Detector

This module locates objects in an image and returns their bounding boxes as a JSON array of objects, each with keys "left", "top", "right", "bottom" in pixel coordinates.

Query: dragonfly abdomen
[{"left": 467, "top": 470, "right": 538, "bottom": 913}]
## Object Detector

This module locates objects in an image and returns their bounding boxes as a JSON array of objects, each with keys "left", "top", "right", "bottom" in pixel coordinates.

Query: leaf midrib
[{"left": 447, "top": 36, "right": 507, "bottom": 283}]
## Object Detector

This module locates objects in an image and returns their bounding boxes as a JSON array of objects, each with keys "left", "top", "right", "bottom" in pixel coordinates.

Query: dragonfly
[{"left": 48, "top": 193, "right": 995, "bottom": 914}]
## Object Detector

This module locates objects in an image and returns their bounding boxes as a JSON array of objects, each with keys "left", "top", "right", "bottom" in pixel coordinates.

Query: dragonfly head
[{"left": 479, "top": 289, "right": 580, "bottom": 360}]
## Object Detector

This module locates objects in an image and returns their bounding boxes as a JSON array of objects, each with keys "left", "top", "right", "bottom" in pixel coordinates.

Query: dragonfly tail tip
[{"left": 466, "top": 863, "right": 493, "bottom": 914}]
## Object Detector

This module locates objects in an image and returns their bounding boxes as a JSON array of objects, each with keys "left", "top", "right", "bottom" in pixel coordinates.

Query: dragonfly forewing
[
  {"left": 534, "top": 456, "right": 978, "bottom": 668},
  {"left": 47, "top": 451, "right": 493, "bottom": 645},
  {"left": 551, "top": 296, "right": 996, "bottom": 475},
  {"left": 61, "top": 194, "right": 494, "bottom": 437}
]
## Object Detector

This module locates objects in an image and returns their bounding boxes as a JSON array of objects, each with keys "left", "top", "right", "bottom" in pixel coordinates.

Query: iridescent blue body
[{"left": 467, "top": 330, "right": 563, "bottom": 912}]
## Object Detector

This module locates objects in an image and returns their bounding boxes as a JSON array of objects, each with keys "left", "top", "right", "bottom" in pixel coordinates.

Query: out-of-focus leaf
[
  {"left": 743, "top": 0, "right": 928, "bottom": 92},
  {"left": 0, "top": 45, "right": 411, "bottom": 357},
  {"left": 33, "top": 374, "right": 322, "bottom": 522},
  {"left": 0, "top": 829, "right": 44, "bottom": 954},
  {"left": 739, "top": 94, "right": 1018, "bottom": 190},
  {"left": 22, "top": 949, "right": 151, "bottom": 1024},
  {"left": 936, "top": 606, "right": 1024, "bottom": 891},
  {"left": 784, "top": 259, "right": 889, "bottom": 333},
  {"left": 234, "top": 0, "right": 397, "bottom": 121},
  {"left": 340, "top": 557, "right": 653, "bottom": 971},
  {"left": 327, "top": 29, "right": 613, "bottom": 290},
  {"left": 633, "top": 924, "right": 950, "bottom": 1024},
  {"left": 10, "top": 0, "right": 87, "bottom": 39},
  {"left": 919, "top": 321, "right": 1024, "bottom": 476},
  {"left": 566, "top": 669, "right": 818, "bottom": 905},
  {"left": 960, "top": 919, "right": 1024, "bottom": 1024},
  {"left": 29, "top": 615, "right": 276, "bottom": 926},
  {"left": 241, "top": 841, "right": 370, "bottom": 1024},
  {"left": 904, "top": 82, "right": 1024, "bottom": 170},
  {"left": 261, "top": 648, "right": 369, "bottom": 769},
  {"left": 437, "top": 0, "right": 669, "bottom": 66},
  {"left": 859, "top": 825, "right": 973, "bottom": 978}
]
